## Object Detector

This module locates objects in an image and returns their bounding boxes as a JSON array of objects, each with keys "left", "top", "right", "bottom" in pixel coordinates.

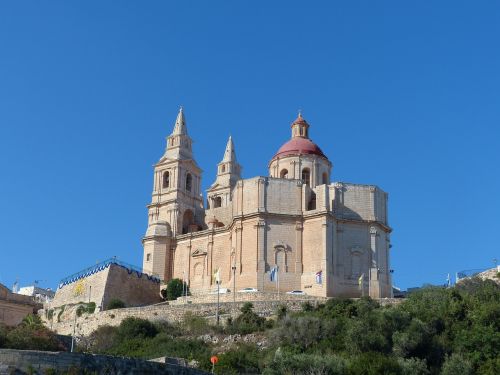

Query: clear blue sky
[{"left": 0, "top": 1, "right": 498, "bottom": 291}]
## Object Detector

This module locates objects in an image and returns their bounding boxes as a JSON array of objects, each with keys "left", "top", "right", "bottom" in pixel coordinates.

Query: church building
[{"left": 142, "top": 108, "right": 393, "bottom": 298}]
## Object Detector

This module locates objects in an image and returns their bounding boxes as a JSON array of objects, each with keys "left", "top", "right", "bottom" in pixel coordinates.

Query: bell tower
[
  {"left": 142, "top": 107, "right": 204, "bottom": 280},
  {"left": 206, "top": 136, "right": 242, "bottom": 226}
]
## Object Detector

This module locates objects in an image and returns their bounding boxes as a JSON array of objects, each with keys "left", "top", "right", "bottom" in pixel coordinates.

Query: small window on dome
[{"left": 280, "top": 169, "right": 288, "bottom": 179}]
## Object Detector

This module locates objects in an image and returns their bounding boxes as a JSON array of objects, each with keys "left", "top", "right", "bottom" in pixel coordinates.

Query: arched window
[
  {"left": 307, "top": 191, "right": 316, "bottom": 211},
  {"left": 221, "top": 165, "right": 225, "bottom": 173},
  {"left": 213, "top": 196, "right": 222, "bottom": 208},
  {"left": 322, "top": 172, "right": 328, "bottom": 185},
  {"left": 162, "top": 171, "right": 170, "bottom": 188},
  {"left": 351, "top": 254, "right": 361, "bottom": 279},
  {"left": 182, "top": 209, "right": 194, "bottom": 234},
  {"left": 302, "top": 168, "right": 310, "bottom": 186},
  {"left": 280, "top": 169, "right": 288, "bottom": 179},
  {"left": 185, "top": 173, "right": 192, "bottom": 192}
]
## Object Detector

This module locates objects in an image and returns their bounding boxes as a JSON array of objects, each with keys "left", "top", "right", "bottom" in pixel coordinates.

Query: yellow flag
[
  {"left": 213, "top": 268, "right": 221, "bottom": 284},
  {"left": 358, "top": 273, "right": 364, "bottom": 287}
]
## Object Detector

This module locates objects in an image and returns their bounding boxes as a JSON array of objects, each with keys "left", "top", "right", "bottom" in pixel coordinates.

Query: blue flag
[
  {"left": 315, "top": 270, "right": 322, "bottom": 284},
  {"left": 270, "top": 267, "right": 277, "bottom": 282}
]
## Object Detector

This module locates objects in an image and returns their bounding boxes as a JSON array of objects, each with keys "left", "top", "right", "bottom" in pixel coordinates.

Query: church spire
[
  {"left": 172, "top": 106, "right": 187, "bottom": 135},
  {"left": 162, "top": 107, "right": 193, "bottom": 161},
  {"left": 222, "top": 135, "right": 237, "bottom": 162}
]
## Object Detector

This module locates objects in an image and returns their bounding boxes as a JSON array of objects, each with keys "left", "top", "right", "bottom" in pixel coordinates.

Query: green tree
[
  {"left": 117, "top": 317, "right": 158, "bottom": 340},
  {"left": 166, "top": 278, "right": 188, "bottom": 301},
  {"left": 441, "top": 353, "right": 473, "bottom": 375}
]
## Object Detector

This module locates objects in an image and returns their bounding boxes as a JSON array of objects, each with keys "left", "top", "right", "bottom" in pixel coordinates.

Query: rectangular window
[{"left": 146, "top": 253, "right": 151, "bottom": 262}]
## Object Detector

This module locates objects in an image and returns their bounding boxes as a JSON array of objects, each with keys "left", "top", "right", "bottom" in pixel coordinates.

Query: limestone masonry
[
  {"left": 51, "top": 260, "right": 161, "bottom": 310},
  {"left": 0, "top": 283, "right": 40, "bottom": 326},
  {"left": 142, "top": 109, "right": 393, "bottom": 298}
]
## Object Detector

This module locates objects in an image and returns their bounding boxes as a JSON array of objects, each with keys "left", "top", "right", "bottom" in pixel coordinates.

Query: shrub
[
  {"left": 226, "top": 303, "right": 268, "bottom": 334},
  {"left": 85, "top": 325, "right": 118, "bottom": 353},
  {"left": 106, "top": 298, "right": 126, "bottom": 310},
  {"left": 57, "top": 305, "right": 65, "bottom": 322},
  {"left": 347, "top": 352, "right": 401, "bottom": 375},
  {"left": 182, "top": 312, "right": 213, "bottom": 335},
  {"left": 46, "top": 309, "right": 54, "bottom": 320},
  {"left": 397, "top": 357, "right": 429, "bottom": 375},
  {"left": 276, "top": 304, "right": 288, "bottom": 320},
  {"left": 0, "top": 324, "right": 7, "bottom": 348},
  {"left": 166, "top": 278, "right": 188, "bottom": 301},
  {"left": 6, "top": 324, "right": 61, "bottom": 351},
  {"left": 76, "top": 302, "right": 96, "bottom": 317},
  {"left": 441, "top": 353, "right": 473, "bottom": 375},
  {"left": 271, "top": 316, "right": 331, "bottom": 350},
  {"left": 264, "top": 350, "right": 347, "bottom": 375},
  {"left": 117, "top": 317, "right": 158, "bottom": 340},
  {"left": 215, "top": 344, "right": 262, "bottom": 375},
  {"left": 21, "top": 314, "right": 44, "bottom": 329},
  {"left": 301, "top": 301, "right": 314, "bottom": 312}
]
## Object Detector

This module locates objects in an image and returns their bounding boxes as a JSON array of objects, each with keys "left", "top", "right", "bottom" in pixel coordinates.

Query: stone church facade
[{"left": 142, "top": 109, "right": 393, "bottom": 298}]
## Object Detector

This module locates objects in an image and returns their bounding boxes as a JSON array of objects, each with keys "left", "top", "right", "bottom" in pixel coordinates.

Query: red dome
[{"left": 273, "top": 137, "right": 327, "bottom": 159}]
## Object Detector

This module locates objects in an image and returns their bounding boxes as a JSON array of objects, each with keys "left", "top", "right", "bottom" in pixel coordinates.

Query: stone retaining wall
[
  {"left": 0, "top": 349, "right": 208, "bottom": 375},
  {"left": 41, "top": 295, "right": 402, "bottom": 337},
  {"left": 43, "top": 297, "right": 323, "bottom": 336}
]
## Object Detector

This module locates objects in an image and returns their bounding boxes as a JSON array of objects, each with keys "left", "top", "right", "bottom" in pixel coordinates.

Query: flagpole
[
  {"left": 216, "top": 280, "right": 220, "bottom": 325},
  {"left": 277, "top": 266, "right": 280, "bottom": 302}
]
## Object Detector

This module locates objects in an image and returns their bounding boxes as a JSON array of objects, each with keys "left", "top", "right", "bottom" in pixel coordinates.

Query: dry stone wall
[
  {"left": 43, "top": 294, "right": 327, "bottom": 336},
  {"left": 0, "top": 349, "right": 208, "bottom": 375}
]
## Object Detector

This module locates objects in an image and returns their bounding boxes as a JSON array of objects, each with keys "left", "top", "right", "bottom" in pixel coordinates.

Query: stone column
[
  {"left": 295, "top": 221, "right": 303, "bottom": 274},
  {"left": 257, "top": 178, "right": 266, "bottom": 213},
  {"left": 369, "top": 226, "right": 381, "bottom": 299},
  {"left": 235, "top": 222, "right": 243, "bottom": 274},
  {"left": 208, "top": 230, "right": 214, "bottom": 285},
  {"left": 255, "top": 219, "right": 266, "bottom": 290}
]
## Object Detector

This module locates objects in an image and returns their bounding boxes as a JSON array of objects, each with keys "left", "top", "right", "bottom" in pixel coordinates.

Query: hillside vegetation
[
  {"left": 78, "top": 277, "right": 499, "bottom": 374},
  {"left": 3, "top": 278, "right": 497, "bottom": 374}
]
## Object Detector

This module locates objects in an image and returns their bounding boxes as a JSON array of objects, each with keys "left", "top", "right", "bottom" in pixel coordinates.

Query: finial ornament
[{"left": 298, "top": 109, "right": 302, "bottom": 117}]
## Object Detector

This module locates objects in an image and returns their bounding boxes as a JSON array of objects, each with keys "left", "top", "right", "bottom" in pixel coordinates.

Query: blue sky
[{"left": 0, "top": 1, "right": 498, "bottom": 291}]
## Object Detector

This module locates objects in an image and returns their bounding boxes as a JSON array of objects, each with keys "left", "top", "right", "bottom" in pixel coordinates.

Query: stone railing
[{"left": 0, "top": 349, "right": 208, "bottom": 375}]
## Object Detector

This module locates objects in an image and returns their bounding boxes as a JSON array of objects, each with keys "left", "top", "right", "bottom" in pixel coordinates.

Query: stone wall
[
  {"left": 42, "top": 294, "right": 327, "bottom": 336},
  {"left": 0, "top": 284, "right": 40, "bottom": 326},
  {"left": 51, "top": 263, "right": 161, "bottom": 311},
  {"left": 0, "top": 349, "right": 208, "bottom": 375},
  {"left": 168, "top": 177, "right": 393, "bottom": 299}
]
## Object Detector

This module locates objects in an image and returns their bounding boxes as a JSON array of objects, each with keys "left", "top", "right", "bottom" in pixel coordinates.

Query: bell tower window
[
  {"left": 322, "top": 172, "right": 328, "bottom": 185},
  {"left": 302, "top": 168, "right": 310, "bottom": 186},
  {"left": 213, "top": 196, "right": 222, "bottom": 208},
  {"left": 280, "top": 169, "right": 288, "bottom": 179},
  {"left": 162, "top": 171, "right": 170, "bottom": 188},
  {"left": 186, "top": 173, "right": 192, "bottom": 192}
]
